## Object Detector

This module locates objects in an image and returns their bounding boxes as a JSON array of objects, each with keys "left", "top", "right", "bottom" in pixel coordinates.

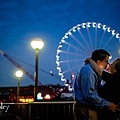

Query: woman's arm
[{"left": 85, "top": 58, "right": 103, "bottom": 77}]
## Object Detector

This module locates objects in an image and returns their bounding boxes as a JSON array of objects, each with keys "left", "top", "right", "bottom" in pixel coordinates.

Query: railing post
[{"left": 28, "top": 103, "right": 31, "bottom": 120}]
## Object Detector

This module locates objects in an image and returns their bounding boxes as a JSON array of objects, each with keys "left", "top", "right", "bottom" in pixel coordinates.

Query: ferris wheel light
[
  {"left": 65, "top": 32, "right": 68, "bottom": 35},
  {"left": 57, "top": 49, "right": 60, "bottom": 54},
  {"left": 61, "top": 39, "right": 65, "bottom": 43},
  {"left": 56, "top": 61, "right": 58, "bottom": 65},
  {"left": 112, "top": 30, "right": 116, "bottom": 35},
  {"left": 56, "top": 55, "right": 59, "bottom": 58},
  {"left": 72, "top": 27, "right": 76, "bottom": 32},
  {"left": 61, "top": 75, "right": 66, "bottom": 81},
  {"left": 116, "top": 33, "right": 120, "bottom": 38},
  {"left": 59, "top": 41, "right": 62, "bottom": 45},
  {"left": 92, "top": 22, "right": 96, "bottom": 27},
  {"left": 58, "top": 72, "right": 62, "bottom": 76},
  {"left": 68, "top": 31, "right": 72, "bottom": 35},
  {"left": 56, "top": 57, "right": 59, "bottom": 61},
  {"left": 77, "top": 24, "right": 81, "bottom": 27},
  {"left": 56, "top": 59, "right": 59, "bottom": 63},
  {"left": 62, "top": 37, "right": 65, "bottom": 40},
  {"left": 61, "top": 78, "right": 65, "bottom": 81},
  {"left": 102, "top": 25, "right": 107, "bottom": 30},
  {"left": 65, "top": 35, "right": 68, "bottom": 39},
  {"left": 97, "top": 23, "right": 101, "bottom": 28},
  {"left": 56, "top": 62, "right": 60, "bottom": 66},
  {"left": 107, "top": 27, "right": 111, "bottom": 32},
  {"left": 82, "top": 23, "right": 86, "bottom": 28},
  {"left": 73, "top": 29, "right": 76, "bottom": 32},
  {"left": 56, "top": 61, "right": 60, "bottom": 64},
  {"left": 65, "top": 36, "right": 68, "bottom": 39},
  {"left": 64, "top": 33, "right": 69, "bottom": 38},
  {"left": 77, "top": 27, "right": 80, "bottom": 30},
  {"left": 58, "top": 45, "right": 62, "bottom": 49},
  {"left": 58, "top": 44, "right": 62, "bottom": 48},
  {"left": 59, "top": 70, "right": 62, "bottom": 73},
  {"left": 87, "top": 22, "right": 91, "bottom": 27},
  {"left": 56, "top": 52, "right": 60, "bottom": 56}
]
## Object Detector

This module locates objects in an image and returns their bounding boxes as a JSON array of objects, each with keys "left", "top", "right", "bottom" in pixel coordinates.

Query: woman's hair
[
  {"left": 91, "top": 49, "right": 111, "bottom": 62},
  {"left": 115, "top": 58, "right": 120, "bottom": 73}
]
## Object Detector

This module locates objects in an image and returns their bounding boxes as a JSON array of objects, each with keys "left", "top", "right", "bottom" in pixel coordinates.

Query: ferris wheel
[{"left": 56, "top": 22, "right": 120, "bottom": 82}]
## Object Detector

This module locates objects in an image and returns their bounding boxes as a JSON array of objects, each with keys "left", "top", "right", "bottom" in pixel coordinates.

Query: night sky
[{"left": 0, "top": 0, "right": 120, "bottom": 87}]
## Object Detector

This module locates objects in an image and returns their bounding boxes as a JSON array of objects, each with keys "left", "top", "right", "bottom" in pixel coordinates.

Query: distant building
[{"left": 0, "top": 84, "right": 69, "bottom": 103}]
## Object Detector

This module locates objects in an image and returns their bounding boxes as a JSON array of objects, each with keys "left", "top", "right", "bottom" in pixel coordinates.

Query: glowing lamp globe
[
  {"left": 31, "top": 38, "right": 44, "bottom": 49},
  {"left": 15, "top": 70, "right": 23, "bottom": 78}
]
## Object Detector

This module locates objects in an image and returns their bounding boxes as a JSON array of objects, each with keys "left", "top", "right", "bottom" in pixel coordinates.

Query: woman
[{"left": 85, "top": 58, "right": 120, "bottom": 120}]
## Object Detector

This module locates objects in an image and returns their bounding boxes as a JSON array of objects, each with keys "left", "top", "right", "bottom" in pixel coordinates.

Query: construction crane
[{"left": 0, "top": 50, "right": 43, "bottom": 86}]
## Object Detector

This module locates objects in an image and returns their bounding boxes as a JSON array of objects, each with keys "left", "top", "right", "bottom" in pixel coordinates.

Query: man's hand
[{"left": 109, "top": 102, "right": 118, "bottom": 112}]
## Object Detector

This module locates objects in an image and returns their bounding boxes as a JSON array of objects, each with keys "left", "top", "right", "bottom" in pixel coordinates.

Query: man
[{"left": 73, "top": 49, "right": 117, "bottom": 120}]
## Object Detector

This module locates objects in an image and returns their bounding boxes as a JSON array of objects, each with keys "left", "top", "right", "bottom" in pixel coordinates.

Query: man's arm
[{"left": 85, "top": 58, "right": 103, "bottom": 77}]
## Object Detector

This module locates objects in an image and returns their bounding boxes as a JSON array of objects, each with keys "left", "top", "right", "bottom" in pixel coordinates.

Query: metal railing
[{"left": 0, "top": 101, "right": 75, "bottom": 120}]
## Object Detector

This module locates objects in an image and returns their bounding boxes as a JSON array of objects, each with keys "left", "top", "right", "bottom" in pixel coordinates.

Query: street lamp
[
  {"left": 15, "top": 70, "right": 23, "bottom": 103},
  {"left": 31, "top": 38, "right": 44, "bottom": 102}
]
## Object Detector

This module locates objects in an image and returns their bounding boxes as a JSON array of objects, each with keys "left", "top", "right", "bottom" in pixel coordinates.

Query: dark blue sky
[{"left": 0, "top": 0, "right": 120, "bottom": 86}]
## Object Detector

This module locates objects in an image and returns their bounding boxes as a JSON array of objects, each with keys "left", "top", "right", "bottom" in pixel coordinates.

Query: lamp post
[
  {"left": 31, "top": 38, "right": 44, "bottom": 102},
  {"left": 15, "top": 70, "right": 23, "bottom": 103}
]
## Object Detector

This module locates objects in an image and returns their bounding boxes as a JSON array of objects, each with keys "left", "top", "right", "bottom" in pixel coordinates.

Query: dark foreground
[{"left": 0, "top": 101, "right": 74, "bottom": 120}]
